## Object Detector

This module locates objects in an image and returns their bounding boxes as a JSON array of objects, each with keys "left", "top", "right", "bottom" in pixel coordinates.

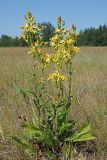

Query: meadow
[{"left": 0, "top": 47, "right": 107, "bottom": 159}]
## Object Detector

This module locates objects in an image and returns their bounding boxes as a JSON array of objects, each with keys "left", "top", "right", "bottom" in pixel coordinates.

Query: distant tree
[
  {"left": 40, "top": 22, "right": 55, "bottom": 43},
  {"left": 18, "top": 37, "right": 28, "bottom": 47},
  {"left": 12, "top": 37, "right": 19, "bottom": 46},
  {"left": 77, "top": 24, "right": 107, "bottom": 46},
  {"left": 0, "top": 35, "right": 13, "bottom": 47},
  {"left": 0, "top": 35, "right": 28, "bottom": 47}
]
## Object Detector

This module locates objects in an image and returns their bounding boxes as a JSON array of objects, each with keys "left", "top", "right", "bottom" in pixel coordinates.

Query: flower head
[{"left": 48, "top": 72, "right": 67, "bottom": 82}]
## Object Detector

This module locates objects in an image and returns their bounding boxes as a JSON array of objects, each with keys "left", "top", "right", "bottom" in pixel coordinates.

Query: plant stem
[{"left": 68, "top": 62, "right": 72, "bottom": 103}]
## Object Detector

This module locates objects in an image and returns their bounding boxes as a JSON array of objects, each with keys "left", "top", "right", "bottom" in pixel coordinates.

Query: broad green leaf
[
  {"left": 59, "top": 123, "right": 73, "bottom": 136},
  {"left": 78, "top": 124, "right": 92, "bottom": 136},
  {"left": 65, "top": 133, "right": 80, "bottom": 142},
  {"left": 23, "top": 123, "right": 55, "bottom": 146},
  {"left": 65, "top": 132, "right": 96, "bottom": 142},
  {"left": 23, "top": 123, "right": 43, "bottom": 137},
  {"left": 23, "top": 123, "right": 39, "bottom": 131},
  {"left": 13, "top": 135, "right": 36, "bottom": 153},
  {"left": 65, "top": 123, "right": 93, "bottom": 142},
  {"left": 73, "top": 133, "right": 96, "bottom": 142}
]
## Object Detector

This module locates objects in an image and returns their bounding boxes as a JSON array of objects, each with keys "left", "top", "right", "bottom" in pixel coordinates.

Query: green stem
[
  {"left": 53, "top": 104, "right": 57, "bottom": 132},
  {"left": 68, "top": 62, "right": 72, "bottom": 103}
]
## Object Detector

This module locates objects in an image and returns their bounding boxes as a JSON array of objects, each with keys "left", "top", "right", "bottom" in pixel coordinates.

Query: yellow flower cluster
[
  {"left": 73, "top": 47, "right": 80, "bottom": 53},
  {"left": 20, "top": 12, "right": 42, "bottom": 48},
  {"left": 20, "top": 12, "right": 80, "bottom": 82},
  {"left": 43, "top": 53, "right": 51, "bottom": 63},
  {"left": 39, "top": 53, "right": 51, "bottom": 69},
  {"left": 48, "top": 72, "right": 67, "bottom": 82},
  {"left": 49, "top": 20, "right": 80, "bottom": 70}
]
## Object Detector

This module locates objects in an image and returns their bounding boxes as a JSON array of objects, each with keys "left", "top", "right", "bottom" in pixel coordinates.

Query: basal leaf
[
  {"left": 73, "top": 133, "right": 96, "bottom": 142},
  {"left": 12, "top": 135, "right": 37, "bottom": 153},
  {"left": 65, "top": 132, "right": 96, "bottom": 143},
  {"left": 78, "top": 124, "right": 92, "bottom": 136},
  {"left": 59, "top": 123, "right": 73, "bottom": 136}
]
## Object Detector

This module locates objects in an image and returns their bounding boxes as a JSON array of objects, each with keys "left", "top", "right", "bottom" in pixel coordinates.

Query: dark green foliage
[
  {"left": 39, "top": 22, "right": 55, "bottom": 45},
  {"left": 0, "top": 35, "right": 28, "bottom": 47},
  {"left": 0, "top": 35, "right": 13, "bottom": 47},
  {"left": 78, "top": 24, "right": 107, "bottom": 46},
  {"left": 19, "top": 37, "right": 28, "bottom": 47}
]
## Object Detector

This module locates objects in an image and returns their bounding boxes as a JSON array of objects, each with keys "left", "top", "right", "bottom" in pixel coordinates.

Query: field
[{"left": 0, "top": 47, "right": 107, "bottom": 159}]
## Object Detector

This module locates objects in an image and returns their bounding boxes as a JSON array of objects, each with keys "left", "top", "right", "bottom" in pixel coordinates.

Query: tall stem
[{"left": 68, "top": 62, "right": 72, "bottom": 103}]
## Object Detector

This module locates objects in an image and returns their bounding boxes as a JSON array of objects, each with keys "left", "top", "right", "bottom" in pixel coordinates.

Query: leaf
[
  {"left": 65, "top": 124, "right": 95, "bottom": 142},
  {"left": 65, "top": 133, "right": 80, "bottom": 142},
  {"left": 73, "top": 133, "right": 96, "bottom": 142},
  {"left": 23, "top": 123, "right": 55, "bottom": 146},
  {"left": 65, "top": 123, "right": 92, "bottom": 141},
  {"left": 78, "top": 124, "right": 92, "bottom": 136},
  {"left": 23, "top": 123, "right": 42, "bottom": 138},
  {"left": 57, "top": 110, "right": 68, "bottom": 127},
  {"left": 65, "top": 124, "right": 96, "bottom": 143},
  {"left": 12, "top": 135, "right": 36, "bottom": 153},
  {"left": 59, "top": 123, "right": 73, "bottom": 136}
]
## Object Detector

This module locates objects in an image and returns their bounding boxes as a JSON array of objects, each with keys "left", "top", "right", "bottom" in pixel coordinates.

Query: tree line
[
  {"left": 78, "top": 24, "right": 107, "bottom": 46},
  {"left": 0, "top": 23, "right": 107, "bottom": 47},
  {"left": 0, "top": 35, "right": 27, "bottom": 47}
]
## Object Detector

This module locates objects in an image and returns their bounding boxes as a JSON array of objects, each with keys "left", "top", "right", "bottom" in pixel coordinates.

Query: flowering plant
[{"left": 13, "top": 12, "right": 95, "bottom": 160}]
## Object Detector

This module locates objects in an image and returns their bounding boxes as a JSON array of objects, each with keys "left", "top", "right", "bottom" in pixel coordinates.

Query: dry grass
[{"left": 0, "top": 47, "right": 107, "bottom": 159}]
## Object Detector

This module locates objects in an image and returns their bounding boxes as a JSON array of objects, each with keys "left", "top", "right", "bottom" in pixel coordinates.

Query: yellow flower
[
  {"left": 52, "top": 35, "right": 60, "bottom": 42},
  {"left": 29, "top": 16, "right": 34, "bottom": 22},
  {"left": 63, "top": 53, "right": 70, "bottom": 59},
  {"left": 44, "top": 53, "right": 51, "bottom": 63},
  {"left": 56, "top": 28, "right": 60, "bottom": 33},
  {"left": 20, "top": 24, "right": 30, "bottom": 30},
  {"left": 73, "top": 47, "right": 80, "bottom": 53},
  {"left": 48, "top": 72, "right": 67, "bottom": 82}
]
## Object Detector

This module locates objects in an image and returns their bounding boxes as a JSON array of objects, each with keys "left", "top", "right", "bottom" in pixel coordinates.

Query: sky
[{"left": 0, "top": 0, "right": 107, "bottom": 37}]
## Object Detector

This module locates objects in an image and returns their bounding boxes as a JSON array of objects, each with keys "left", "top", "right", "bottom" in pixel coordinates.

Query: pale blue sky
[{"left": 0, "top": 0, "right": 107, "bottom": 36}]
